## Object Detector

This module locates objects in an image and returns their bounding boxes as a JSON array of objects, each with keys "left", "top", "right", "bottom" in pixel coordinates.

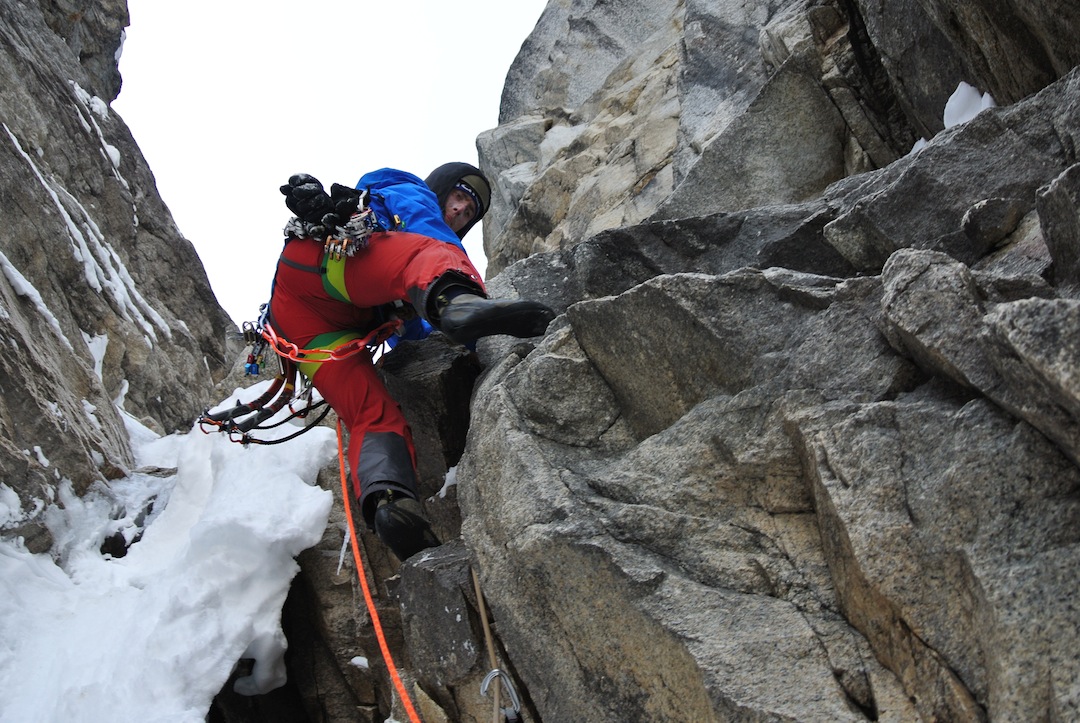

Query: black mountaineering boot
[
  {"left": 373, "top": 493, "right": 440, "bottom": 562},
  {"left": 435, "top": 290, "right": 555, "bottom": 346},
  {"left": 411, "top": 275, "right": 556, "bottom": 347}
]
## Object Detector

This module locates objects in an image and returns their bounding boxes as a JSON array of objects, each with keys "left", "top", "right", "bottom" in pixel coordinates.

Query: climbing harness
[
  {"left": 337, "top": 420, "right": 422, "bottom": 723},
  {"left": 259, "top": 315, "right": 402, "bottom": 378},
  {"left": 473, "top": 568, "right": 523, "bottom": 723},
  {"left": 198, "top": 197, "right": 408, "bottom": 447}
]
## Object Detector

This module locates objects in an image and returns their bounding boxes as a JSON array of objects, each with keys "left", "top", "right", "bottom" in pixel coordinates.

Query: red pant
[{"left": 268, "top": 232, "right": 484, "bottom": 523}]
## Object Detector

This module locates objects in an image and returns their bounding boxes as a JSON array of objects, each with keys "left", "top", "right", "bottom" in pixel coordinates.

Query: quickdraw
[
  {"left": 197, "top": 355, "right": 329, "bottom": 446},
  {"left": 473, "top": 568, "right": 524, "bottom": 723},
  {"left": 323, "top": 202, "right": 380, "bottom": 260},
  {"left": 198, "top": 311, "right": 403, "bottom": 446},
  {"left": 481, "top": 669, "right": 522, "bottom": 723}
]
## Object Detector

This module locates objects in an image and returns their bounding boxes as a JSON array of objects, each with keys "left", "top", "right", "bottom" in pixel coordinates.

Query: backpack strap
[
  {"left": 322, "top": 255, "right": 351, "bottom": 303},
  {"left": 277, "top": 250, "right": 351, "bottom": 304}
]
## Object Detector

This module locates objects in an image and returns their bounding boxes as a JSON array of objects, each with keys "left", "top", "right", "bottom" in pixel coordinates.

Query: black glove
[
  {"left": 312, "top": 184, "right": 363, "bottom": 230},
  {"left": 280, "top": 173, "right": 334, "bottom": 224},
  {"left": 329, "top": 183, "right": 362, "bottom": 220}
]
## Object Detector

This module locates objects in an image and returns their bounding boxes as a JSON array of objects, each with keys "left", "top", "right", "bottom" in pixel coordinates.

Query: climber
[{"left": 266, "top": 163, "right": 555, "bottom": 562}]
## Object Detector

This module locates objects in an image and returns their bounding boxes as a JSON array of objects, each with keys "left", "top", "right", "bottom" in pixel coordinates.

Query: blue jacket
[
  {"left": 356, "top": 168, "right": 466, "bottom": 253},
  {"left": 355, "top": 168, "right": 467, "bottom": 344}
]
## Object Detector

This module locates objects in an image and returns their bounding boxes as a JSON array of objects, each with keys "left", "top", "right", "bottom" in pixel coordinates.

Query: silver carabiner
[{"left": 481, "top": 668, "right": 522, "bottom": 720}]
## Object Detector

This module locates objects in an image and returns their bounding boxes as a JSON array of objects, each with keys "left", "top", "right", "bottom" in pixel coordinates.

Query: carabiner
[{"left": 481, "top": 668, "right": 522, "bottom": 721}]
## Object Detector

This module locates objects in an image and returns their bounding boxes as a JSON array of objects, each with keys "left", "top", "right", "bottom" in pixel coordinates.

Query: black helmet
[{"left": 425, "top": 162, "right": 491, "bottom": 239}]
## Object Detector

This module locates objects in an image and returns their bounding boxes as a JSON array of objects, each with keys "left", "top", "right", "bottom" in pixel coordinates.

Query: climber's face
[{"left": 443, "top": 187, "right": 477, "bottom": 233}]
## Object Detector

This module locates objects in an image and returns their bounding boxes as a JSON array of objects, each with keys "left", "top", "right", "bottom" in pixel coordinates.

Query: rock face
[
  {"left": 0, "top": 0, "right": 235, "bottom": 551},
  {"left": 284, "top": 0, "right": 1080, "bottom": 716},
  {"left": 4, "top": 0, "right": 1080, "bottom": 721},
  {"left": 439, "top": 0, "right": 1078, "bottom": 721},
  {"left": 229, "top": 1, "right": 1080, "bottom": 721},
  {"left": 480, "top": 0, "right": 1080, "bottom": 276}
]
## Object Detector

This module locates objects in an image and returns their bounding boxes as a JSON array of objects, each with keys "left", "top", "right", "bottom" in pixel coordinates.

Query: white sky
[{"left": 113, "top": 1, "right": 548, "bottom": 326}]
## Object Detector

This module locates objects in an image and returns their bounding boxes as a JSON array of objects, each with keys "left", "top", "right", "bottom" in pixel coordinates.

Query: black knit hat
[{"left": 425, "top": 162, "right": 491, "bottom": 239}]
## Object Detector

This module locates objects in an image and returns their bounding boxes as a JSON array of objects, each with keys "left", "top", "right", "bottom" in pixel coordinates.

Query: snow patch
[
  {"left": 0, "top": 484, "right": 23, "bottom": 526},
  {"left": 0, "top": 246, "right": 75, "bottom": 352},
  {"left": 910, "top": 81, "right": 998, "bottom": 154},
  {"left": 434, "top": 466, "right": 458, "bottom": 500},
  {"left": 82, "top": 331, "right": 108, "bottom": 381},
  {"left": 32, "top": 446, "right": 49, "bottom": 467},
  {"left": 944, "top": 81, "right": 996, "bottom": 129},
  {"left": 82, "top": 400, "right": 102, "bottom": 430},
  {"left": 70, "top": 81, "right": 127, "bottom": 179},
  {"left": 0, "top": 387, "right": 338, "bottom": 721},
  {"left": 2, "top": 122, "right": 170, "bottom": 342}
]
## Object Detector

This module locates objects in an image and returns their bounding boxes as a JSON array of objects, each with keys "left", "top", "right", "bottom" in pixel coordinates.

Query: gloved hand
[
  {"left": 312, "top": 183, "right": 362, "bottom": 230},
  {"left": 280, "top": 173, "right": 334, "bottom": 224},
  {"left": 329, "top": 183, "right": 362, "bottom": 221}
]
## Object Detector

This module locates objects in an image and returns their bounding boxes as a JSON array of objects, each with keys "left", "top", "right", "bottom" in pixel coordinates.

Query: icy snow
[
  {"left": 434, "top": 465, "right": 458, "bottom": 500},
  {"left": 910, "top": 81, "right": 997, "bottom": 153},
  {"left": 0, "top": 246, "right": 74, "bottom": 352},
  {"left": 3, "top": 121, "right": 168, "bottom": 342},
  {"left": 81, "top": 331, "right": 109, "bottom": 381},
  {"left": 31, "top": 446, "right": 49, "bottom": 467},
  {"left": 81, "top": 399, "right": 103, "bottom": 430},
  {"left": 0, "top": 485, "right": 21, "bottom": 526},
  {"left": 944, "top": 80, "right": 996, "bottom": 128},
  {"left": 0, "top": 380, "right": 337, "bottom": 722},
  {"left": 70, "top": 82, "right": 125, "bottom": 176}
]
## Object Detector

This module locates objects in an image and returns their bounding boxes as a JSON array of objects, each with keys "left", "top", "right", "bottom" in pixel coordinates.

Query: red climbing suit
[{"left": 267, "top": 230, "right": 484, "bottom": 523}]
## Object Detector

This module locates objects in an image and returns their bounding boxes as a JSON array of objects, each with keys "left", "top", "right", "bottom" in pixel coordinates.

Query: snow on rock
[
  {"left": 0, "top": 384, "right": 336, "bottom": 722},
  {"left": 944, "top": 80, "right": 997, "bottom": 128}
]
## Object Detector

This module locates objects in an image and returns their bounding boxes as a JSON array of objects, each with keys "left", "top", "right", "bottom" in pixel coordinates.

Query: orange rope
[{"left": 337, "top": 420, "right": 422, "bottom": 723}]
